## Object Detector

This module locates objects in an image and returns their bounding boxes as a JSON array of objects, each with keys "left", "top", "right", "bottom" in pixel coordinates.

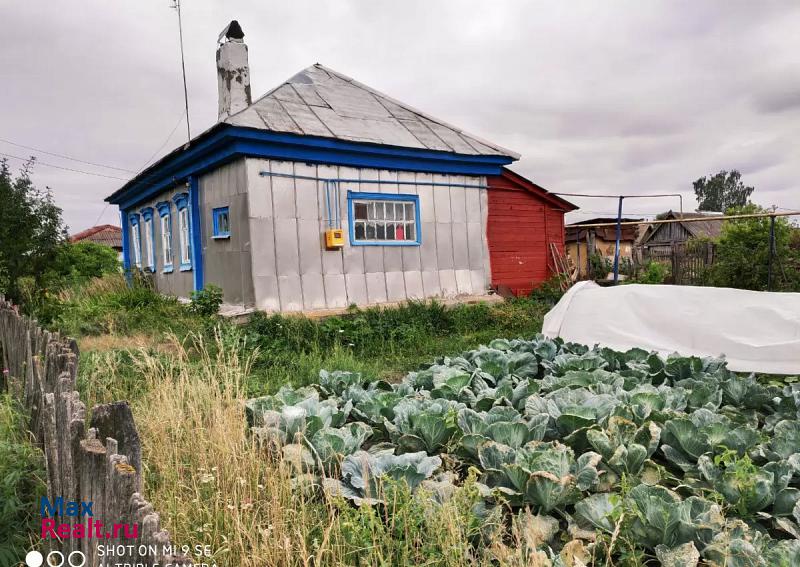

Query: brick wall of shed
[{"left": 486, "top": 179, "right": 565, "bottom": 296}]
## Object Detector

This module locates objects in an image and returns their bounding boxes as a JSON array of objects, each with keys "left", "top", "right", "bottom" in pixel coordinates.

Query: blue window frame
[
  {"left": 156, "top": 201, "right": 174, "bottom": 273},
  {"left": 347, "top": 191, "right": 421, "bottom": 246},
  {"left": 212, "top": 206, "right": 230, "bottom": 239},
  {"left": 173, "top": 192, "right": 192, "bottom": 271},
  {"left": 128, "top": 213, "right": 142, "bottom": 268},
  {"left": 140, "top": 207, "right": 156, "bottom": 272}
]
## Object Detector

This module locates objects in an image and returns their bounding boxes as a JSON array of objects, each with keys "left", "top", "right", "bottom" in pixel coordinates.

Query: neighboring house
[
  {"left": 565, "top": 218, "right": 641, "bottom": 277},
  {"left": 69, "top": 224, "right": 123, "bottom": 259},
  {"left": 105, "top": 21, "right": 573, "bottom": 311},
  {"left": 638, "top": 210, "right": 724, "bottom": 256}
]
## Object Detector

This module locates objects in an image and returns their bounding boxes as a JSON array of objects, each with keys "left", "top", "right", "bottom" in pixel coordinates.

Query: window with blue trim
[
  {"left": 173, "top": 192, "right": 192, "bottom": 271},
  {"left": 348, "top": 192, "right": 420, "bottom": 246},
  {"left": 140, "top": 207, "right": 156, "bottom": 272},
  {"left": 212, "top": 207, "right": 230, "bottom": 239},
  {"left": 156, "top": 201, "right": 173, "bottom": 272},
  {"left": 129, "top": 214, "right": 142, "bottom": 268}
]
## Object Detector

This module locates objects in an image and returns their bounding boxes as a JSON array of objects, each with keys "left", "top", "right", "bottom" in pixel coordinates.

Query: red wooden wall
[{"left": 486, "top": 169, "right": 576, "bottom": 296}]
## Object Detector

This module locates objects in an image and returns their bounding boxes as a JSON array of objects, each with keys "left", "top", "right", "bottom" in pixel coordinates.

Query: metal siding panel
[
  {"left": 433, "top": 176, "right": 452, "bottom": 221},
  {"left": 365, "top": 272, "right": 388, "bottom": 304},
  {"left": 467, "top": 222, "right": 485, "bottom": 270},
  {"left": 439, "top": 269, "right": 458, "bottom": 296},
  {"left": 247, "top": 159, "right": 272, "bottom": 219},
  {"left": 302, "top": 273, "right": 327, "bottom": 309},
  {"left": 419, "top": 222, "right": 439, "bottom": 270},
  {"left": 294, "top": 163, "right": 319, "bottom": 220},
  {"left": 278, "top": 275, "right": 303, "bottom": 311},
  {"left": 452, "top": 222, "right": 469, "bottom": 269},
  {"left": 274, "top": 218, "right": 299, "bottom": 277},
  {"left": 404, "top": 270, "right": 424, "bottom": 299},
  {"left": 450, "top": 180, "right": 467, "bottom": 223},
  {"left": 417, "top": 173, "right": 436, "bottom": 222},
  {"left": 298, "top": 219, "right": 323, "bottom": 274},
  {"left": 323, "top": 274, "right": 348, "bottom": 308},
  {"left": 385, "top": 271, "right": 406, "bottom": 302},
  {"left": 344, "top": 273, "right": 368, "bottom": 305},
  {"left": 435, "top": 222, "right": 454, "bottom": 269},
  {"left": 470, "top": 269, "right": 488, "bottom": 295},
  {"left": 455, "top": 269, "right": 473, "bottom": 295},
  {"left": 271, "top": 161, "right": 297, "bottom": 218},
  {"left": 249, "top": 218, "right": 276, "bottom": 277},
  {"left": 421, "top": 270, "right": 441, "bottom": 297}
]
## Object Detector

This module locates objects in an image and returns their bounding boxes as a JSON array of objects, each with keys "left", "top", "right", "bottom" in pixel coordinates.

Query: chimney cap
[{"left": 218, "top": 20, "right": 244, "bottom": 43}]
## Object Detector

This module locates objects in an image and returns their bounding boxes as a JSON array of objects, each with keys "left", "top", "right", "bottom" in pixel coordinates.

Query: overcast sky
[{"left": 2, "top": 0, "right": 799, "bottom": 232}]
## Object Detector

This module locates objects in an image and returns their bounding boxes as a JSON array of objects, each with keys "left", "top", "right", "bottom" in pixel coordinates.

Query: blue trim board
[
  {"left": 156, "top": 201, "right": 174, "bottom": 273},
  {"left": 120, "top": 210, "right": 131, "bottom": 281},
  {"left": 188, "top": 177, "right": 203, "bottom": 290},
  {"left": 347, "top": 191, "right": 422, "bottom": 247},
  {"left": 106, "top": 125, "right": 514, "bottom": 210}
]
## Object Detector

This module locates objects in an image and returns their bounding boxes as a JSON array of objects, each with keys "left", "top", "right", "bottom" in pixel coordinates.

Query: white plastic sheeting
[{"left": 542, "top": 282, "right": 800, "bottom": 375}]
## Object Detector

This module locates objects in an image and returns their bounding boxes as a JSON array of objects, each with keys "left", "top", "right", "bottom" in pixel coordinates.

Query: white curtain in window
[
  {"left": 161, "top": 215, "right": 173, "bottom": 266},
  {"left": 179, "top": 208, "right": 190, "bottom": 264},
  {"left": 144, "top": 218, "right": 154, "bottom": 269},
  {"left": 132, "top": 226, "right": 142, "bottom": 267}
]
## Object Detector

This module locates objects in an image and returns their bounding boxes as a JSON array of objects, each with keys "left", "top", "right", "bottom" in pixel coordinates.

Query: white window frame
[
  {"left": 143, "top": 217, "right": 155, "bottom": 271},
  {"left": 348, "top": 193, "right": 421, "bottom": 246},
  {"left": 161, "top": 213, "right": 173, "bottom": 270},
  {"left": 178, "top": 207, "right": 191, "bottom": 267},
  {"left": 131, "top": 223, "right": 142, "bottom": 268}
]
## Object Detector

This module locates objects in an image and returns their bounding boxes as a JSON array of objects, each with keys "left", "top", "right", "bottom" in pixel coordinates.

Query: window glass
[
  {"left": 144, "top": 218, "right": 155, "bottom": 269},
  {"left": 179, "top": 208, "right": 191, "bottom": 265},
  {"left": 351, "top": 197, "right": 418, "bottom": 244},
  {"left": 161, "top": 215, "right": 173, "bottom": 266},
  {"left": 132, "top": 227, "right": 141, "bottom": 267}
]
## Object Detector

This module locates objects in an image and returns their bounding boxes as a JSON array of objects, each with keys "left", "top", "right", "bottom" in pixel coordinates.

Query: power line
[
  {"left": 0, "top": 137, "right": 136, "bottom": 173},
  {"left": 171, "top": 0, "right": 192, "bottom": 142},
  {"left": 0, "top": 152, "right": 131, "bottom": 181},
  {"left": 135, "top": 110, "right": 186, "bottom": 172}
]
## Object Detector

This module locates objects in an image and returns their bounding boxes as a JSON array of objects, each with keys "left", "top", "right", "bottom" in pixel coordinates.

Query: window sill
[
  {"left": 179, "top": 264, "right": 193, "bottom": 272},
  {"left": 212, "top": 234, "right": 230, "bottom": 240},
  {"left": 163, "top": 265, "right": 174, "bottom": 274},
  {"left": 351, "top": 241, "right": 421, "bottom": 247}
]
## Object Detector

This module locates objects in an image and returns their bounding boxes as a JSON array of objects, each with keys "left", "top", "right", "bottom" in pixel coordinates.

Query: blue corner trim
[
  {"left": 189, "top": 176, "right": 203, "bottom": 291},
  {"left": 347, "top": 191, "right": 422, "bottom": 247},
  {"left": 120, "top": 210, "right": 131, "bottom": 283},
  {"left": 106, "top": 125, "right": 515, "bottom": 210},
  {"left": 212, "top": 206, "right": 230, "bottom": 238}
]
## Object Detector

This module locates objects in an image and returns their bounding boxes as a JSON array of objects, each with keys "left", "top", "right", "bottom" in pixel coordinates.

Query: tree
[
  {"left": 0, "top": 158, "right": 66, "bottom": 304},
  {"left": 709, "top": 204, "right": 799, "bottom": 291},
  {"left": 50, "top": 241, "right": 120, "bottom": 287},
  {"left": 693, "top": 170, "right": 754, "bottom": 212}
]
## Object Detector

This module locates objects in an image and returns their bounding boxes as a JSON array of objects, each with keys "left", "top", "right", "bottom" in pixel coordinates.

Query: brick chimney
[{"left": 216, "top": 20, "right": 251, "bottom": 121}]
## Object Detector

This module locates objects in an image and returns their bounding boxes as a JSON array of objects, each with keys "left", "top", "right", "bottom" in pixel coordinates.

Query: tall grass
[
  {"left": 0, "top": 395, "right": 46, "bottom": 565},
  {"left": 132, "top": 333, "right": 504, "bottom": 566}
]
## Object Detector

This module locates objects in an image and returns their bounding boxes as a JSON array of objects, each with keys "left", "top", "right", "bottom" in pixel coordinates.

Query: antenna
[{"left": 171, "top": 0, "right": 192, "bottom": 143}]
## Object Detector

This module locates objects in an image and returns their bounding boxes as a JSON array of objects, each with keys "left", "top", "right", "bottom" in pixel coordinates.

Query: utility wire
[
  {"left": 0, "top": 137, "right": 136, "bottom": 173},
  {"left": 0, "top": 152, "right": 130, "bottom": 181},
  {"left": 135, "top": 110, "right": 186, "bottom": 172}
]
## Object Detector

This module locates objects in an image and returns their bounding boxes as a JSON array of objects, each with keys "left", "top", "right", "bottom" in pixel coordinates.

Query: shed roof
[
  {"left": 225, "top": 64, "right": 520, "bottom": 159},
  {"left": 565, "top": 218, "right": 642, "bottom": 243},
  {"left": 69, "top": 224, "right": 123, "bottom": 249},
  {"left": 640, "top": 210, "right": 724, "bottom": 244}
]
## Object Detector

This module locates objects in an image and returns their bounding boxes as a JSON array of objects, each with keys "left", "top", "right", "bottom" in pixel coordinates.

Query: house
[
  {"left": 69, "top": 224, "right": 123, "bottom": 259},
  {"left": 565, "top": 217, "right": 642, "bottom": 277},
  {"left": 105, "top": 21, "right": 573, "bottom": 311},
  {"left": 638, "top": 210, "right": 724, "bottom": 256}
]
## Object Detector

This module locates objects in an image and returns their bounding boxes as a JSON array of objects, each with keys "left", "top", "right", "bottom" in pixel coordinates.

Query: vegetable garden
[{"left": 246, "top": 336, "right": 800, "bottom": 566}]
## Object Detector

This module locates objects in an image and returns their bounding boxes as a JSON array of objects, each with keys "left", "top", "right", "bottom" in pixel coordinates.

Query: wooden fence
[
  {"left": 637, "top": 241, "right": 715, "bottom": 285},
  {"left": 0, "top": 298, "right": 188, "bottom": 567}
]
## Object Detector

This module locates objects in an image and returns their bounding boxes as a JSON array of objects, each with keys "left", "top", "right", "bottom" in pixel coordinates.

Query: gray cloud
[{"left": 1, "top": 0, "right": 798, "bottom": 230}]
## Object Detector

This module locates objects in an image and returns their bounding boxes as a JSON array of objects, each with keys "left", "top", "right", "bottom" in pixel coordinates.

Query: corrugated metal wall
[
  {"left": 486, "top": 174, "right": 565, "bottom": 295},
  {"left": 245, "top": 158, "right": 491, "bottom": 312}
]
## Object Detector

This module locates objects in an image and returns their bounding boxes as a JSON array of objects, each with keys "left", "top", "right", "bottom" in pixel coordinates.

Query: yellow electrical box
[{"left": 325, "top": 228, "right": 345, "bottom": 249}]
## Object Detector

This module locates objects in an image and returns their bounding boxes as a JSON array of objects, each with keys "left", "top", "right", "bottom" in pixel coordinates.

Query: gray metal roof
[{"left": 225, "top": 64, "right": 520, "bottom": 159}]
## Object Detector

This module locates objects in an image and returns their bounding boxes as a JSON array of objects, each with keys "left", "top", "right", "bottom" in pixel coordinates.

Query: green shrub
[
  {"left": 633, "top": 261, "right": 669, "bottom": 284},
  {"left": 529, "top": 274, "right": 568, "bottom": 305},
  {"left": 0, "top": 395, "right": 46, "bottom": 564},
  {"left": 189, "top": 284, "right": 224, "bottom": 317}
]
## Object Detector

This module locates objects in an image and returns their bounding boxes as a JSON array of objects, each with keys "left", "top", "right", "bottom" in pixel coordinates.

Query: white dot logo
[{"left": 24, "top": 550, "right": 43, "bottom": 567}]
